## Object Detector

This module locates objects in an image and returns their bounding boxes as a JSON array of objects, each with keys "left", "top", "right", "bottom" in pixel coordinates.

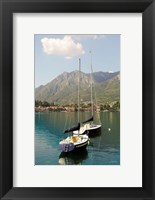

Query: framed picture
[{"left": 0, "top": 0, "right": 154, "bottom": 199}]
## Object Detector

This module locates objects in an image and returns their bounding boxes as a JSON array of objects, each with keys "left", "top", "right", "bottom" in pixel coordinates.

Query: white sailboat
[
  {"left": 73, "top": 51, "right": 101, "bottom": 137},
  {"left": 59, "top": 59, "right": 89, "bottom": 153}
]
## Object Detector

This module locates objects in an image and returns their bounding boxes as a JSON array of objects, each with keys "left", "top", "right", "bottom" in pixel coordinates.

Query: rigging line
[
  {"left": 78, "top": 58, "right": 81, "bottom": 135},
  {"left": 63, "top": 112, "right": 68, "bottom": 132},
  {"left": 93, "top": 84, "right": 101, "bottom": 124},
  {"left": 63, "top": 95, "right": 74, "bottom": 132},
  {"left": 68, "top": 104, "right": 73, "bottom": 130},
  {"left": 90, "top": 51, "right": 93, "bottom": 117},
  {"left": 78, "top": 58, "right": 81, "bottom": 123},
  {"left": 90, "top": 52, "right": 101, "bottom": 125}
]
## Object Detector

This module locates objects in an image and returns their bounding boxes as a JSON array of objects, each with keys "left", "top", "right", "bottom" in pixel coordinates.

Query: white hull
[{"left": 59, "top": 135, "right": 89, "bottom": 152}]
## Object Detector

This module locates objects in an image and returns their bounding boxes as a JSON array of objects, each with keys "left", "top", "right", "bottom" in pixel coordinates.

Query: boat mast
[
  {"left": 78, "top": 58, "right": 81, "bottom": 123},
  {"left": 90, "top": 51, "right": 93, "bottom": 117}
]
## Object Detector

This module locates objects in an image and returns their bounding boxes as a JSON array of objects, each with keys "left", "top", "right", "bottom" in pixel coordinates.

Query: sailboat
[
  {"left": 73, "top": 51, "right": 101, "bottom": 137},
  {"left": 59, "top": 59, "right": 89, "bottom": 153}
]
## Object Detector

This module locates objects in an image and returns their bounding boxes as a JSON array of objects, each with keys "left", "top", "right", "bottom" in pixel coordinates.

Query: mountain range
[{"left": 35, "top": 70, "right": 120, "bottom": 104}]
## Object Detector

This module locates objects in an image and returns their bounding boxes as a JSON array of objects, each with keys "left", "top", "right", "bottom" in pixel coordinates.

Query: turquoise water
[{"left": 35, "top": 111, "right": 120, "bottom": 165}]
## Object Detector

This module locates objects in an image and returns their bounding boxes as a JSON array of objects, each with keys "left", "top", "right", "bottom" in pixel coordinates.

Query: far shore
[{"left": 35, "top": 105, "right": 120, "bottom": 113}]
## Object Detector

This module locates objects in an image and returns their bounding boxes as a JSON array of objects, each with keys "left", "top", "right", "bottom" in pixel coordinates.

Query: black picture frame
[{"left": 0, "top": 0, "right": 155, "bottom": 199}]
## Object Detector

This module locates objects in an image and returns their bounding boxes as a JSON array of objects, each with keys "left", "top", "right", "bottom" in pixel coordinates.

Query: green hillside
[{"left": 35, "top": 71, "right": 120, "bottom": 105}]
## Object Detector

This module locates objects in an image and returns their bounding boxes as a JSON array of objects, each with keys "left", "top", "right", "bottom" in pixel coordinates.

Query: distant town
[{"left": 35, "top": 100, "right": 120, "bottom": 112}]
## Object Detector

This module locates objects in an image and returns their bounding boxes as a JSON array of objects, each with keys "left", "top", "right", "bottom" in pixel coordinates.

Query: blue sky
[{"left": 35, "top": 34, "right": 120, "bottom": 87}]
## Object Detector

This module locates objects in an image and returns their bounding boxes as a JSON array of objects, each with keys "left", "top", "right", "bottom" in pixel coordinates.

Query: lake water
[{"left": 35, "top": 111, "right": 120, "bottom": 165}]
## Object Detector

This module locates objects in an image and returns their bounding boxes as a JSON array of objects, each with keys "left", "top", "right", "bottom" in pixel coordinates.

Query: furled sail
[
  {"left": 64, "top": 122, "right": 80, "bottom": 133},
  {"left": 82, "top": 116, "right": 93, "bottom": 124}
]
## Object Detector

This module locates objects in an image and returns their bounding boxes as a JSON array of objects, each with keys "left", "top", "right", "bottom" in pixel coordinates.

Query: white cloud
[
  {"left": 70, "top": 35, "right": 105, "bottom": 41},
  {"left": 41, "top": 36, "right": 85, "bottom": 59}
]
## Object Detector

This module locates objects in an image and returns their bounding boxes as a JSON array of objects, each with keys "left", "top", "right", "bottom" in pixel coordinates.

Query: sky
[{"left": 35, "top": 34, "right": 120, "bottom": 87}]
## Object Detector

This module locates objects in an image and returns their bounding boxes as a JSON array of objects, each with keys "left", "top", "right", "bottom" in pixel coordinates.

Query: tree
[
  {"left": 42, "top": 101, "right": 50, "bottom": 107},
  {"left": 35, "top": 100, "right": 42, "bottom": 107}
]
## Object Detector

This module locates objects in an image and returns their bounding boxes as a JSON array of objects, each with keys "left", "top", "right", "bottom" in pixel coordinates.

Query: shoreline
[{"left": 35, "top": 106, "right": 120, "bottom": 113}]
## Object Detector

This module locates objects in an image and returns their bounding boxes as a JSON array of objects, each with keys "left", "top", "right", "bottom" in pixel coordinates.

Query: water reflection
[
  {"left": 59, "top": 149, "right": 88, "bottom": 165},
  {"left": 35, "top": 111, "right": 120, "bottom": 165},
  {"left": 87, "top": 129, "right": 101, "bottom": 138}
]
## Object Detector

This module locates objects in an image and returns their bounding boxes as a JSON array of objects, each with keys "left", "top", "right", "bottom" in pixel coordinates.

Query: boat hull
[
  {"left": 73, "top": 124, "right": 101, "bottom": 137},
  {"left": 59, "top": 135, "right": 89, "bottom": 153},
  {"left": 86, "top": 125, "right": 102, "bottom": 137},
  {"left": 59, "top": 141, "right": 88, "bottom": 153}
]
